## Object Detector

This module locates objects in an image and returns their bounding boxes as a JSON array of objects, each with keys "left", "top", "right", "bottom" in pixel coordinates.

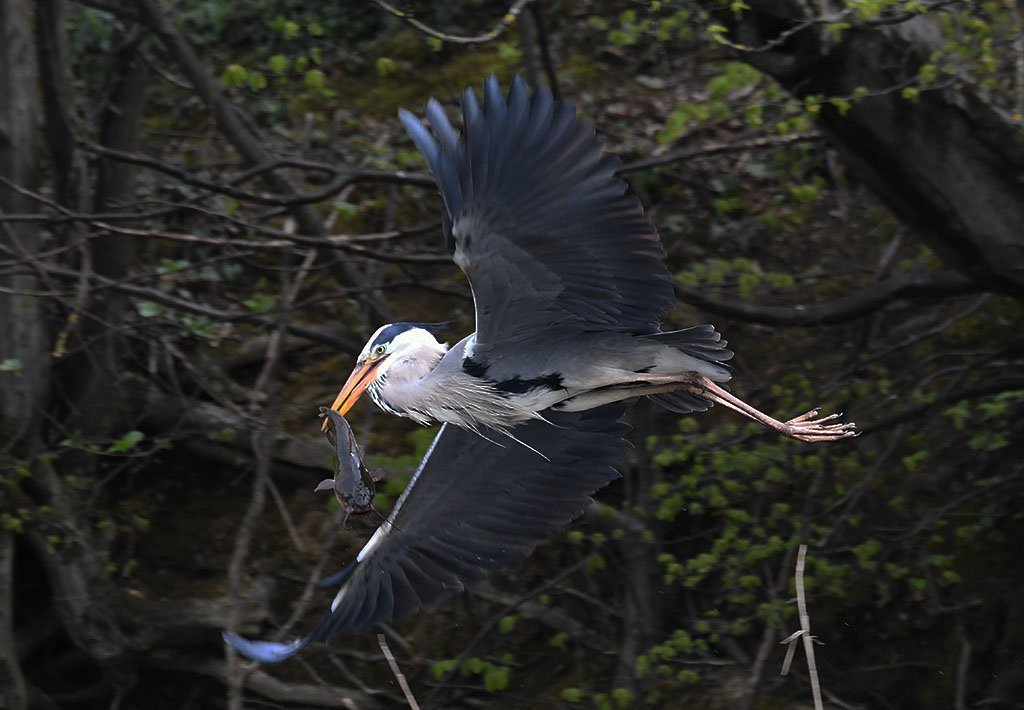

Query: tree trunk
[
  {"left": 0, "top": 2, "right": 43, "bottom": 707},
  {"left": 0, "top": 0, "right": 46, "bottom": 434},
  {"left": 730, "top": 4, "right": 1024, "bottom": 299}
]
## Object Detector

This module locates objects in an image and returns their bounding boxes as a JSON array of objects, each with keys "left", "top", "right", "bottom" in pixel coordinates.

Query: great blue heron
[{"left": 223, "top": 76, "right": 855, "bottom": 663}]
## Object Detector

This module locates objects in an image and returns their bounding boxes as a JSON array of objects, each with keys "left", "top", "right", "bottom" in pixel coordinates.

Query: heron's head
[{"left": 329, "top": 323, "right": 449, "bottom": 416}]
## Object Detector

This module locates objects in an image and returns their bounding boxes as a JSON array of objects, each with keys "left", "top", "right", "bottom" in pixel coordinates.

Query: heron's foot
[{"left": 781, "top": 408, "right": 858, "bottom": 442}]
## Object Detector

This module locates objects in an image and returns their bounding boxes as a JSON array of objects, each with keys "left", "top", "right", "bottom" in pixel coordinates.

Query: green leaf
[
  {"left": 268, "top": 54, "right": 289, "bottom": 73},
  {"left": 560, "top": 687, "right": 586, "bottom": 703},
  {"left": 108, "top": 430, "right": 144, "bottom": 453},
  {"left": 611, "top": 688, "right": 634, "bottom": 709},
  {"left": 221, "top": 64, "right": 247, "bottom": 87},
  {"left": 304, "top": 69, "right": 325, "bottom": 89},
  {"left": 243, "top": 293, "right": 277, "bottom": 313},
  {"left": 247, "top": 71, "right": 267, "bottom": 91},
  {"left": 375, "top": 57, "right": 397, "bottom": 77},
  {"left": 334, "top": 200, "right": 358, "bottom": 216},
  {"left": 0, "top": 358, "right": 23, "bottom": 374},
  {"left": 0, "top": 513, "right": 23, "bottom": 533},
  {"left": 497, "top": 42, "right": 522, "bottom": 64},
  {"left": 483, "top": 664, "right": 510, "bottom": 692},
  {"left": 430, "top": 658, "right": 457, "bottom": 680}
]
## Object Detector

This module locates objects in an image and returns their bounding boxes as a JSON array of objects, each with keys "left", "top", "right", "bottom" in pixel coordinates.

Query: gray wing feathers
[{"left": 401, "top": 75, "right": 675, "bottom": 349}]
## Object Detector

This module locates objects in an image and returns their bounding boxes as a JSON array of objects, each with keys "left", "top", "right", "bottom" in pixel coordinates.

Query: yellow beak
[{"left": 327, "top": 359, "right": 383, "bottom": 420}]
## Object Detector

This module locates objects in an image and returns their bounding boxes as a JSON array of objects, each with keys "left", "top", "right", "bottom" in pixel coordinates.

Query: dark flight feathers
[{"left": 223, "top": 404, "right": 630, "bottom": 663}]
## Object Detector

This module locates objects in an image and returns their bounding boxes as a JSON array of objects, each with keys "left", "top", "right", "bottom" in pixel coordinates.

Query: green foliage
[
  {"left": 243, "top": 292, "right": 277, "bottom": 313},
  {"left": 107, "top": 430, "right": 144, "bottom": 453},
  {"left": 375, "top": 57, "right": 397, "bottom": 77},
  {"left": 498, "top": 614, "right": 519, "bottom": 634},
  {"left": 561, "top": 687, "right": 586, "bottom": 703},
  {"left": 452, "top": 656, "right": 513, "bottom": 693}
]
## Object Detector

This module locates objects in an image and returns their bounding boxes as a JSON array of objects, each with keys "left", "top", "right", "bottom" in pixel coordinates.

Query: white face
[
  {"left": 358, "top": 323, "right": 394, "bottom": 362},
  {"left": 358, "top": 325, "right": 447, "bottom": 375}
]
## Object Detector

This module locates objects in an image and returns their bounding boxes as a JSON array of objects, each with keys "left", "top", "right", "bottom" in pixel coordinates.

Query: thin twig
[
  {"left": 1013, "top": 0, "right": 1024, "bottom": 123},
  {"left": 371, "top": 0, "right": 532, "bottom": 44},
  {"left": 674, "top": 270, "right": 979, "bottom": 327},
  {"left": 620, "top": 132, "right": 821, "bottom": 174},
  {"left": 955, "top": 625, "right": 971, "bottom": 710},
  {"left": 378, "top": 634, "right": 419, "bottom": 710},
  {"left": 780, "top": 545, "right": 824, "bottom": 710}
]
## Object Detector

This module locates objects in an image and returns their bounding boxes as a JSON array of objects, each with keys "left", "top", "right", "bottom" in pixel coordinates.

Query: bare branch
[
  {"left": 674, "top": 271, "right": 980, "bottom": 326},
  {"left": 779, "top": 545, "right": 824, "bottom": 710},
  {"left": 371, "top": 0, "right": 533, "bottom": 44},
  {"left": 35, "top": 261, "right": 360, "bottom": 352},
  {"left": 80, "top": 141, "right": 432, "bottom": 206},
  {"left": 378, "top": 635, "right": 419, "bottom": 710},
  {"left": 860, "top": 379, "right": 1024, "bottom": 435},
  {"left": 146, "top": 654, "right": 381, "bottom": 709},
  {"left": 621, "top": 132, "right": 822, "bottom": 174}
]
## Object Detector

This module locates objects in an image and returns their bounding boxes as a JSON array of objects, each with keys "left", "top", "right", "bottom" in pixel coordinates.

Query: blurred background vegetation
[{"left": 1, "top": 0, "right": 1023, "bottom": 708}]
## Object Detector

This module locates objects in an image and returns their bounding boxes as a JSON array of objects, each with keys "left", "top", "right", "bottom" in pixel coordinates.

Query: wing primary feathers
[
  {"left": 425, "top": 98, "right": 459, "bottom": 155},
  {"left": 317, "top": 561, "right": 358, "bottom": 588},
  {"left": 222, "top": 631, "right": 311, "bottom": 664},
  {"left": 398, "top": 108, "right": 438, "bottom": 171}
]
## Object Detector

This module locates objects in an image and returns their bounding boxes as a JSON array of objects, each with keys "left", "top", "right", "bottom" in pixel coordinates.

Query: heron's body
[{"left": 360, "top": 326, "right": 732, "bottom": 431}]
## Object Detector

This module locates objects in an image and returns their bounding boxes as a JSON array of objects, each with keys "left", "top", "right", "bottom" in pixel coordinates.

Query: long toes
[
  {"left": 788, "top": 420, "right": 858, "bottom": 442},
  {"left": 786, "top": 407, "right": 822, "bottom": 425}
]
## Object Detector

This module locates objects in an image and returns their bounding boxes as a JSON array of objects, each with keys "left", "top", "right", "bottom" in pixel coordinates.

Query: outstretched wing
[
  {"left": 398, "top": 75, "right": 674, "bottom": 354},
  {"left": 223, "top": 404, "right": 630, "bottom": 662}
]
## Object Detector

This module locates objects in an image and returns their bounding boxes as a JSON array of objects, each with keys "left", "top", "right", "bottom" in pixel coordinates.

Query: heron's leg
[
  {"left": 609, "top": 378, "right": 856, "bottom": 442},
  {"left": 693, "top": 377, "right": 857, "bottom": 442}
]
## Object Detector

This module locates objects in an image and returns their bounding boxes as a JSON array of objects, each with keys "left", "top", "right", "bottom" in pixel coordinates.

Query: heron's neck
[{"left": 384, "top": 341, "right": 447, "bottom": 385}]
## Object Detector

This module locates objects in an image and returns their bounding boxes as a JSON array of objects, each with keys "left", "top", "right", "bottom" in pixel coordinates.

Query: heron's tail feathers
[
  {"left": 647, "top": 390, "right": 716, "bottom": 414},
  {"left": 643, "top": 325, "right": 735, "bottom": 374},
  {"left": 640, "top": 325, "right": 734, "bottom": 414}
]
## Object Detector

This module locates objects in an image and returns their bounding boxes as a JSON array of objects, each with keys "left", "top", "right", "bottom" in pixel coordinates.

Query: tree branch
[
  {"left": 35, "top": 261, "right": 360, "bottom": 352},
  {"left": 371, "top": 0, "right": 533, "bottom": 44},
  {"left": 673, "top": 271, "right": 980, "bottom": 326},
  {"left": 145, "top": 654, "right": 382, "bottom": 709}
]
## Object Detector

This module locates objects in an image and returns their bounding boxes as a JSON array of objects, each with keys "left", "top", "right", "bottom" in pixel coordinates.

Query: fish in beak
[{"left": 317, "top": 407, "right": 378, "bottom": 526}]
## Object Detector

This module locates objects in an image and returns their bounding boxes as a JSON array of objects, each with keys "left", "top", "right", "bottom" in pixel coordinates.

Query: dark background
[{"left": 2, "top": 1, "right": 1023, "bottom": 708}]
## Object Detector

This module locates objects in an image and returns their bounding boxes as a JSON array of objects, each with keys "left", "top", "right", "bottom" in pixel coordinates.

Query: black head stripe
[{"left": 370, "top": 322, "right": 450, "bottom": 349}]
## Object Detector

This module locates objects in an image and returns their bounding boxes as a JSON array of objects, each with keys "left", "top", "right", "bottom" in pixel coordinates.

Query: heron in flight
[{"left": 223, "top": 76, "right": 855, "bottom": 663}]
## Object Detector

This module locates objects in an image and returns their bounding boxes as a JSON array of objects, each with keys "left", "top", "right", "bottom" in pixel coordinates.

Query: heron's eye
[{"left": 373, "top": 345, "right": 386, "bottom": 356}]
